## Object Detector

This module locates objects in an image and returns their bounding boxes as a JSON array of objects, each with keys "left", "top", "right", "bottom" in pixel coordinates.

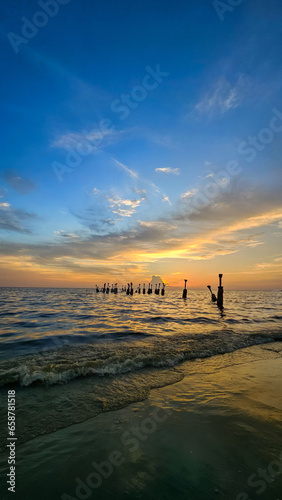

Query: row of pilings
[
  {"left": 95, "top": 283, "right": 165, "bottom": 296},
  {"left": 95, "top": 274, "right": 224, "bottom": 308}
]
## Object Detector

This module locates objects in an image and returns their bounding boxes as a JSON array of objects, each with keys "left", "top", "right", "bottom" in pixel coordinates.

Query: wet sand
[{"left": 1, "top": 343, "right": 282, "bottom": 500}]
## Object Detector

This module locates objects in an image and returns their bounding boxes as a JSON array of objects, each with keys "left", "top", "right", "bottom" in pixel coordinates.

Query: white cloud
[
  {"left": 161, "top": 195, "right": 172, "bottom": 206},
  {"left": 155, "top": 167, "right": 180, "bottom": 175},
  {"left": 108, "top": 196, "right": 144, "bottom": 217},
  {"left": 181, "top": 188, "right": 198, "bottom": 199}
]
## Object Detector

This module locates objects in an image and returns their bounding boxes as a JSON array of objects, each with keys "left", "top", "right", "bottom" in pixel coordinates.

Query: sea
[{"left": 0, "top": 287, "right": 282, "bottom": 499}]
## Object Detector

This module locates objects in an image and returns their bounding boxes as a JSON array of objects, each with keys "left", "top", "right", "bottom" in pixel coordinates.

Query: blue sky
[{"left": 0, "top": 0, "right": 282, "bottom": 287}]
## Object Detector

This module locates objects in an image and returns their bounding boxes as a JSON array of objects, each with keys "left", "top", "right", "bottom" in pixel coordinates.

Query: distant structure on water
[{"left": 150, "top": 275, "right": 164, "bottom": 289}]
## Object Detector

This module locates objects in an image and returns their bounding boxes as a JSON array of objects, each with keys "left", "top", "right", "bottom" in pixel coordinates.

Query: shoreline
[{"left": 1, "top": 342, "right": 281, "bottom": 499}]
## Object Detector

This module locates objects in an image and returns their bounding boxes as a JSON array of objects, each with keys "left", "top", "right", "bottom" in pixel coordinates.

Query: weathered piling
[
  {"left": 182, "top": 279, "right": 187, "bottom": 299},
  {"left": 130, "top": 282, "right": 133, "bottom": 295},
  {"left": 161, "top": 284, "right": 165, "bottom": 296},
  {"left": 126, "top": 283, "right": 130, "bottom": 295},
  {"left": 207, "top": 285, "right": 217, "bottom": 302},
  {"left": 217, "top": 274, "right": 224, "bottom": 308},
  {"left": 143, "top": 283, "right": 146, "bottom": 294}
]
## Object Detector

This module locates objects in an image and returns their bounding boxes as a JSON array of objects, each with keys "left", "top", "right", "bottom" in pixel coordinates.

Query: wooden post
[
  {"left": 182, "top": 279, "right": 187, "bottom": 299},
  {"left": 143, "top": 283, "right": 146, "bottom": 294},
  {"left": 207, "top": 285, "right": 217, "bottom": 302},
  {"left": 217, "top": 274, "right": 223, "bottom": 308},
  {"left": 161, "top": 284, "right": 165, "bottom": 296}
]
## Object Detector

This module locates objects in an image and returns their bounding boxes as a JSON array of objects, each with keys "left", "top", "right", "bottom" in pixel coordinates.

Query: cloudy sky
[{"left": 0, "top": 0, "right": 281, "bottom": 288}]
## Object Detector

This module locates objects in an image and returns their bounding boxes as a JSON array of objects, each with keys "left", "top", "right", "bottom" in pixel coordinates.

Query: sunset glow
[{"left": 1, "top": 1, "right": 281, "bottom": 289}]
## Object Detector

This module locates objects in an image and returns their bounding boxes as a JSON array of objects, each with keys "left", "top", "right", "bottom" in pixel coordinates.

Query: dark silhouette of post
[
  {"left": 130, "top": 282, "right": 133, "bottom": 295},
  {"left": 207, "top": 285, "right": 217, "bottom": 302},
  {"left": 182, "top": 279, "right": 187, "bottom": 299},
  {"left": 95, "top": 285, "right": 99, "bottom": 293},
  {"left": 126, "top": 283, "right": 130, "bottom": 295},
  {"left": 138, "top": 284, "right": 141, "bottom": 294},
  {"left": 143, "top": 283, "right": 146, "bottom": 294},
  {"left": 106, "top": 283, "right": 110, "bottom": 294},
  {"left": 161, "top": 284, "right": 165, "bottom": 296},
  {"left": 114, "top": 283, "right": 118, "bottom": 294},
  {"left": 217, "top": 274, "right": 223, "bottom": 308},
  {"left": 102, "top": 283, "right": 106, "bottom": 293}
]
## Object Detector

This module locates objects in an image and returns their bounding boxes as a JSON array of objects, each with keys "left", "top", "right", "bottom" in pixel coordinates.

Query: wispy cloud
[
  {"left": 161, "top": 195, "right": 172, "bottom": 206},
  {"left": 155, "top": 167, "right": 180, "bottom": 175},
  {"left": 54, "top": 231, "right": 81, "bottom": 239},
  {"left": 52, "top": 128, "right": 120, "bottom": 151},
  {"left": 1, "top": 169, "right": 36, "bottom": 194},
  {"left": 111, "top": 158, "right": 138, "bottom": 179},
  {"left": 192, "top": 75, "right": 246, "bottom": 118},
  {"left": 0, "top": 202, "right": 37, "bottom": 233}
]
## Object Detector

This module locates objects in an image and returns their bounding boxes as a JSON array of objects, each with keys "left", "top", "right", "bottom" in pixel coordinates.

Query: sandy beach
[{"left": 1, "top": 342, "right": 281, "bottom": 500}]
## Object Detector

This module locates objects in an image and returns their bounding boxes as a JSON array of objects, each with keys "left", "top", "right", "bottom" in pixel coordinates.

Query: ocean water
[
  {"left": 0, "top": 287, "right": 281, "bottom": 449},
  {"left": 0, "top": 287, "right": 282, "bottom": 499}
]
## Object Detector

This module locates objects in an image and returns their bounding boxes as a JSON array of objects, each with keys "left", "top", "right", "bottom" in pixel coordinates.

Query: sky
[{"left": 0, "top": 0, "right": 282, "bottom": 289}]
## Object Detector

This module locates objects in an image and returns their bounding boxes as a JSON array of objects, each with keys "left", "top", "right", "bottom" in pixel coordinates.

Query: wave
[{"left": 1, "top": 329, "right": 281, "bottom": 388}]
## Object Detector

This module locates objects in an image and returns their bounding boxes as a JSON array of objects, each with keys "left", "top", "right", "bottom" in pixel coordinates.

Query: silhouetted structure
[
  {"left": 130, "top": 282, "right": 133, "bottom": 295},
  {"left": 217, "top": 274, "right": 224, "bottom": 308},
  {"left": 95, "top": 285, "right": 99, "bottom": 293},
  {"left": 182, "top": 279, "right": 187, "bottom": 299},
  {"left": 126, "top": 283, "right": 130, "bottom": 295},
  {"left": 114, "top": 283, "right": 118, "bottom": 294},
  {"left": 138, "top": 284, "right": 141, "bottom": 294},
  {"left": 106, "top": 283, "right": 110, "bottom": 294},
  {"left": 102, "top": 283, "right": 106, "bottom": 293},
  {"left": 143, "top": 283, "right": 146, "bottom": 294},
  {"left": 207, "top": 285, "right": 217, "bottom": 302},
  {"left": 161, "top": 284, "right": 165, "bottom": 296}
]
